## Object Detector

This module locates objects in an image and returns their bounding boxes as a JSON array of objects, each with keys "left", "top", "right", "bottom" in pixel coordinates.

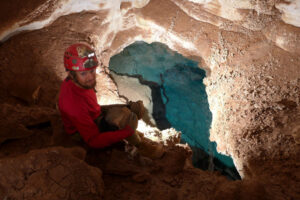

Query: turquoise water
[{"left": 109, "top": 41, "right": 235, "bottom": 168}]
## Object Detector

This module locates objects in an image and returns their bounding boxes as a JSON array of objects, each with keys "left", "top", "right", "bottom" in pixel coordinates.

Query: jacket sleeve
[{"left": 70, "top": 110, "right": 134, "bottom": 148}]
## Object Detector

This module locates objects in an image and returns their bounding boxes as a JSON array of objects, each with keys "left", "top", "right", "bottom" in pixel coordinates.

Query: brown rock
[
  {"left": 0, "top": 0, "right": 299, "bottom": 199},
  {"left": 132, "top": 172, "right": 151, "bottom": 183},
  {"left": 105, "top": 149, "right": 143, "bottom": 176},
  {"left": 0, "top": 147, "right": 104, "bottom": 200}
]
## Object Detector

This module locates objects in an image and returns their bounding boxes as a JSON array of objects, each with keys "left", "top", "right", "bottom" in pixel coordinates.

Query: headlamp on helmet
[{"left": 64, "top": 43, "right": 99, "bottom": 71}]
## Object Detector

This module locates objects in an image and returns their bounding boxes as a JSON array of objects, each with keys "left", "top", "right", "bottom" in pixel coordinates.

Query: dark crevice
[
  {"left": 26, "top": 121, "right": 51, "bottom": 130},
  {"left": 191, "top": 145, "right": 241, "bottom": 180},
  {"left": 160, "top": 73, "right": 169, "bottom": 105}
]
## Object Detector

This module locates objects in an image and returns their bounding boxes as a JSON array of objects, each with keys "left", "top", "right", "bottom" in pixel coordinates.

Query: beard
[
  {"left": 71, "top": 74, "right": 96, "bottom": 89},
  {"left": 78, "top": 79, "right": 96, "bottom": 89}
]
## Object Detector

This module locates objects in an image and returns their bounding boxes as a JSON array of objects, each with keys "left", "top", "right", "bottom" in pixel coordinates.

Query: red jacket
[{"left": 58, "top": 78, "right": 133, "bottom": 148}]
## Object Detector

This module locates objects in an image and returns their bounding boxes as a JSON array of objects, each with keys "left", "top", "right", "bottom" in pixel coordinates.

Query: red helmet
[{"left": 64, "top": 43, "right": 98, "bottom": 71}]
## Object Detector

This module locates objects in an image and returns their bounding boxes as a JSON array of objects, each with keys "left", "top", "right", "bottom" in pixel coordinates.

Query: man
[{"left": 58, "top": 43, "right": 164, "bottom": 159}]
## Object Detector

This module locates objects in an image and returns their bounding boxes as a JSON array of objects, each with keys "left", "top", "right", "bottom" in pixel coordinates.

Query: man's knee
[{"left": 104, "top": 106, "right": 137, "bottom": 129}]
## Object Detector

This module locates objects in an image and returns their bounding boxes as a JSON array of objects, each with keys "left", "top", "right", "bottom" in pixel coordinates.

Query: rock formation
[{"left": 0, "top": 0, "right": 299, "bottom": 199}]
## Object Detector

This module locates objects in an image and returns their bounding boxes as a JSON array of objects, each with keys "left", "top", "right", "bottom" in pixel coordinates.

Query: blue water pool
[{"left": 109, "top": 41, "right": 239, "bottom": 179}]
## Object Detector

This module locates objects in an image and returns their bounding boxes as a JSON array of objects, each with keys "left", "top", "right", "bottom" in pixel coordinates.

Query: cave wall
[{"left": 0, "top": 0, "right": 299, "bottom": 188}]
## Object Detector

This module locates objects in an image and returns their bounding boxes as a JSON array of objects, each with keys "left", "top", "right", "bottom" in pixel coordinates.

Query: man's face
[{"left": 71, "top": 68, "right": 97, "bottom": 89}]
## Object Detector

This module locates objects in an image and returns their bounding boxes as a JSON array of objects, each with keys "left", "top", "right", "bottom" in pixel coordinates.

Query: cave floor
[{"left": 0, "top": 109, "right": 298, "bottom": 200}]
